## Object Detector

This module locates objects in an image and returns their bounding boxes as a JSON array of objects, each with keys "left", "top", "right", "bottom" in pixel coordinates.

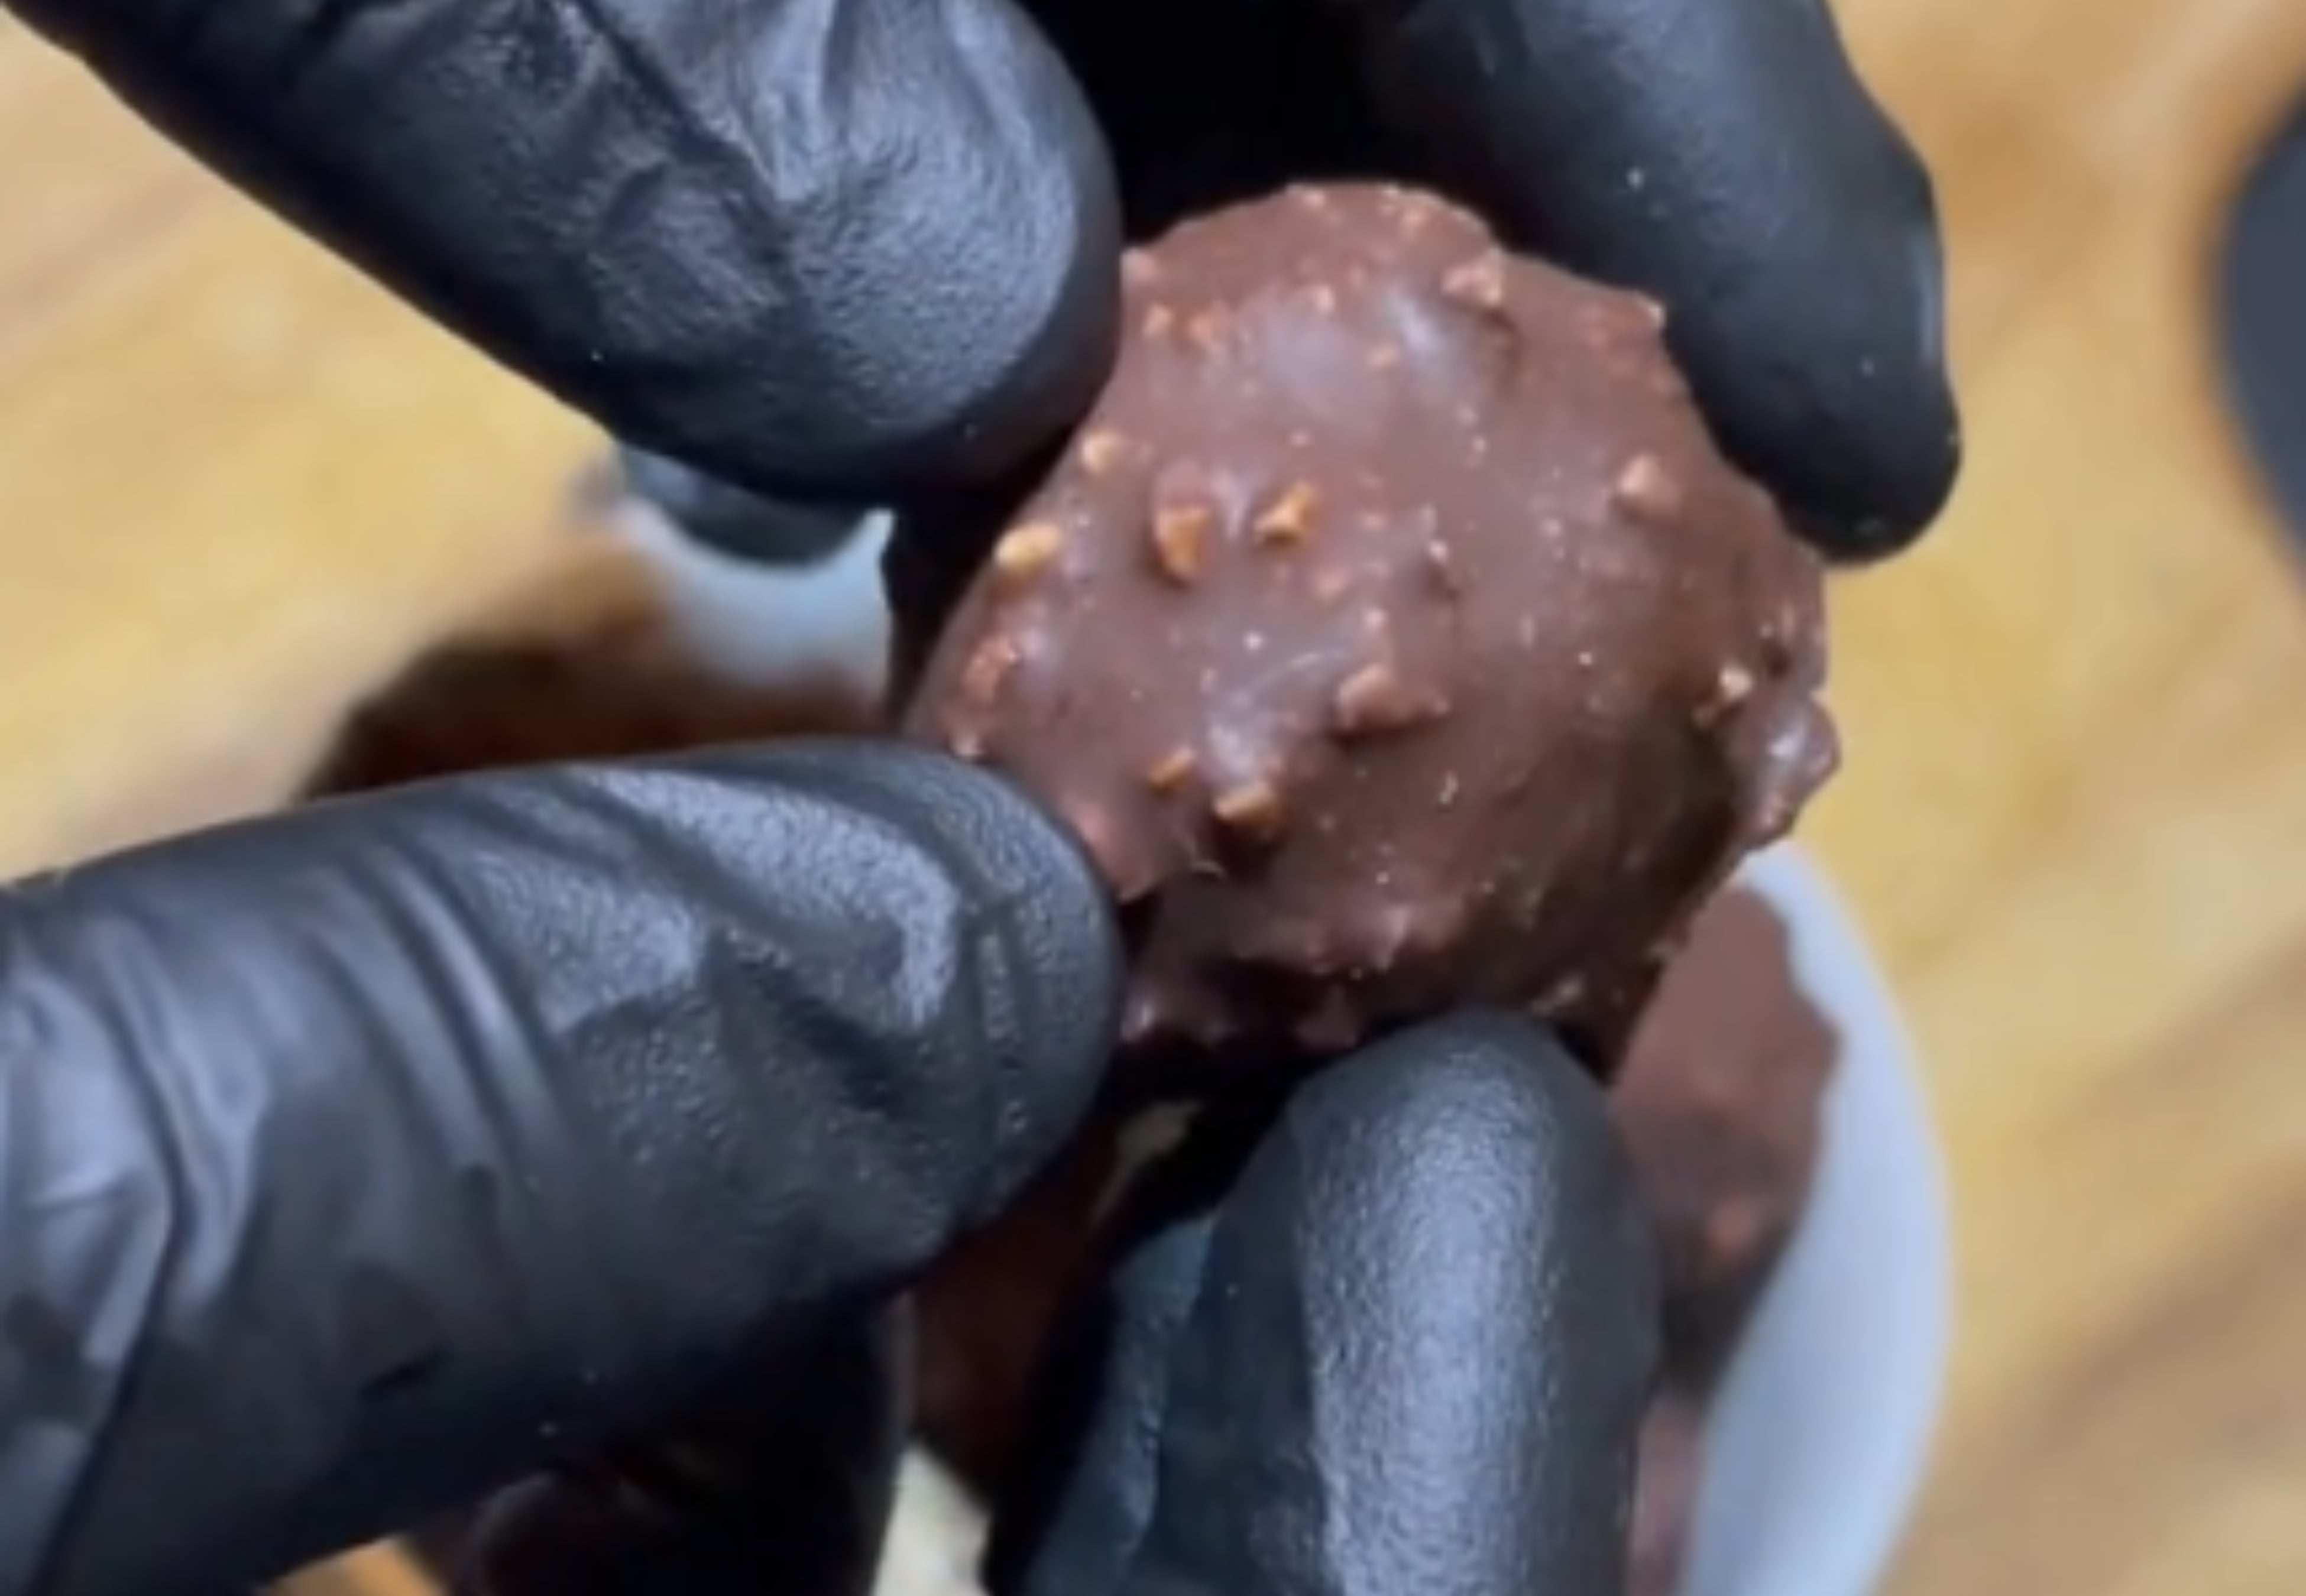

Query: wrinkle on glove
[
  {"left": 0, "top": 744, "right": 1117, "bottom": 1596},
  {"left": 8, "top": 0, "right": 1122, "bottom": 500}
]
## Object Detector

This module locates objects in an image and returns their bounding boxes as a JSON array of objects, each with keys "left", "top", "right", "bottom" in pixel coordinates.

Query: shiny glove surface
[
  {"left": 11, "top": 0, "right": 1955, "bottom": 552},
  {"left": 0, "top": 743, "right": 1119, "bottom": 1596},
  {"left": 454, "top": 1016, "right": 1659, "bottom": 1596},
  {"left": 990, "top": 1017, "right": 1659, "bottom": 1596}
]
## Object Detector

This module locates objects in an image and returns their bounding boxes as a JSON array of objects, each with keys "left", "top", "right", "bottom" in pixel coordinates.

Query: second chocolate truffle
[
  {"left": 1615, "top": 884, "right": 1838, "bottom": 1378},
  {"left": 905, "top": 184, "right": 1834, "bottom": 1070}
]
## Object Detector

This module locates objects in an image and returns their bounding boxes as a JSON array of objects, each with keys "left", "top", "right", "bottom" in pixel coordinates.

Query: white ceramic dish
[
  {"left": 604, "top": 494, "right": 895, "bottom": 710},
  {"left": 609, "top": 496, "right": 1955, "bottom": 1596}
]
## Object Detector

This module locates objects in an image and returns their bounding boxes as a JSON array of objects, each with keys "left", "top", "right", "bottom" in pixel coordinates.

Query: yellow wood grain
[{"left": 4, "top": 0, "right": 2305, "bottom": 1589}]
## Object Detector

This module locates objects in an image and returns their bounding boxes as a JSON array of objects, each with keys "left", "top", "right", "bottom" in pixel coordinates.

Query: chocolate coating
[
  {"left": 902, "top": 184, "right": 1834, "bottom": 1071},
  {"left": 1615, "top": 885, "right": 1838, "bottom": 1381}
]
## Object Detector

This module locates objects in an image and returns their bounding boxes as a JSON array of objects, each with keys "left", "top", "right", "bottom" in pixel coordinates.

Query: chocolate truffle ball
[
  {"left": 902, "top": 184, "right": 1834, "bottom": 1071},
  {"left": 1614, "top": 884, "right": 1838, "bottom": 1380}
]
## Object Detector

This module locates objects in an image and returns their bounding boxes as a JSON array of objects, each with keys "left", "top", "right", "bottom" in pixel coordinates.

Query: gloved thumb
[{"left": 988, "top": 1016, "right": 1658, "bottom": 1596}]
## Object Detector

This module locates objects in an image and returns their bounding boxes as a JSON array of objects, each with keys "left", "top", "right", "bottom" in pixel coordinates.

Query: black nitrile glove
[
  {"left": 989, "top": 1018, "right": 1659, "bottom": 1596},
  {"left": 451, "top": 1017, "right": 1659, "bottom": 1596},
  {"left": 0, "top": 0, "right": 1938, "bottom": 1589},
  {"left": 0, "top": 744, "right": 1119, "bottom": 1595},
  {"left": 11, "top": 0, "right": 1954, "bottom": 553}
]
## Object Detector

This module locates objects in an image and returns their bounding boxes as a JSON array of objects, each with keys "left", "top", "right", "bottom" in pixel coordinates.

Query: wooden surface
[{"left": 5, "top": 1, "right": 2306, "bottom": 1590}]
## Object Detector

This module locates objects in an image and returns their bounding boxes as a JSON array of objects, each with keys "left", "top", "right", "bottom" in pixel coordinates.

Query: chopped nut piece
[
  {"left": 1252, "top": 482, "right": 1319, "bottom": 546},
  {"left": 1613, "top": 454, "right": 1685, "bottom": 523},
  {"left": 960, "top": 637, "right": 1020, "bottom": 704},
  {"left": 992, "top": 522, "right": 1064, "bottom": 585},
  {"left": 1213, "top": 780, "right": 1285, "bottom": 841},
  {"left": 1144, "top": 747, "right": 1199, "bottom": 792},
  {"left": 1150, "top": 504, "right": 1213, "bottom": 583},
  {"left": 1079, "top": 430, "right": 1131, "bottom": 475},
  {"left": 1379, "top": 187, "right": 1437, "bottom": 234},
  {"left": 1441, "top": 252, "right": 1507, "bottom": 310},
  {"left": 1332, "top": 663, "right": 1443, "bottom": 737}
]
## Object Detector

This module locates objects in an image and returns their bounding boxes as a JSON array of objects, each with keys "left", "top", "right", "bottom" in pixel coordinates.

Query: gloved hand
[
  {"left": 0, "top": 745, "right": 1120, "bottom": 1594},
  {"left": 11, "top": 0, "right": 1955, "bottom": 554},
  {"left": 986, "top": 1021, "right": 1659, "bottom": 1596},
  {"left": 0, "top": 1, "right": 1945, "bottom": 1592},
  {"left": 445, "top": 1018, "right": 1657, "bottom": 1596},
  {"left": 1, "top": 737, "right": 1654, "bottom": 1596}
]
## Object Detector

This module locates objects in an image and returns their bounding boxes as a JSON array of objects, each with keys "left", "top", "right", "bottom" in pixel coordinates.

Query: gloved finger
[
  {"left": 0, "top": 742, "right": 1118, "bottom": 1596},
  {"left": 449, "top": 1309, "right": 908, "bottom": 1596},
  {"left": 8, "top": 0, "right": 1122, "bottom": 501},
  {"left": 987, "top": 1014, "right": 1659, "bottom": 1596},
  {"left": 614, "top": 446, "right": 882, "bottom": 569},
  {"left": 1330, "top": 0, "right": 1960, "bottom": 557}
]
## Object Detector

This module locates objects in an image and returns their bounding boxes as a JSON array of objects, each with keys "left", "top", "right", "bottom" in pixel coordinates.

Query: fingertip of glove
[
  {"left": 1727, "top": 185, "right": 1963, "bottom": 563},
  {"left": 1348, "top": 0, "right": 1960, "bottom": 559},
  {"left": 691, "top": 0, "right": 1123, "bottom": 501},
  {"left": 1316, "top": 1012, "right": 1623, "bottom": 1188},
  {"left": 1301, "top": 1013, "right": 1657, "bottom": 1322},
  {"left": 758, "top": 742, "right": 1123, "bottom": 1215},
  {"left": 1676, "top": 58, "right": 1965, "bottom": 562}
]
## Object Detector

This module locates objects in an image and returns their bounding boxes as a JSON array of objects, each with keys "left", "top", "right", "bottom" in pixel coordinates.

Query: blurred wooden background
[{"left": 5, "top": 0, "right": 2306, "bottom": 1591}]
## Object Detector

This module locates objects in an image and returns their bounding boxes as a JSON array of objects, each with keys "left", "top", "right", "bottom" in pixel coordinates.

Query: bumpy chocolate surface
[
  {"left": 902, "top": 184, "right": 1834, "bottom": 1069},
  {"left": 1615, "top": 885, "right": 1838, "bottom": 1380}
]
